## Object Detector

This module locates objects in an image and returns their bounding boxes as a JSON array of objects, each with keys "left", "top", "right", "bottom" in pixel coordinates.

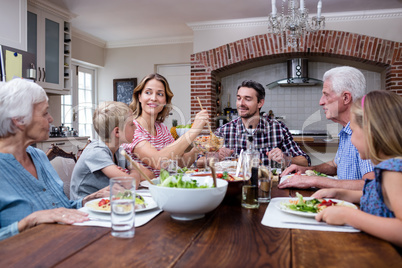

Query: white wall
[
  {"left": 157, "top": 64, "right": 191, "bottom": 130},
  {"left": 97, "top": 43, "right": 193, "bottom": 103}
]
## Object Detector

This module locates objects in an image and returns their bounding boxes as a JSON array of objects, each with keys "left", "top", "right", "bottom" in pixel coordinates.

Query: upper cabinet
[
  {"left": 0, "top": 0, "right": 27, "bottom": 51},
  {"left": 27, "top": 2, "right": 71, "bottom": 94}
]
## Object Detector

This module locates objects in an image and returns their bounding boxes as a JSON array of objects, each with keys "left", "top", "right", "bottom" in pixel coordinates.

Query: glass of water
[
  {"left": 281, "top": 151, "right": 292, "bottom": 172},
  {"left": 110, "top": 177, "right": 136, "bottom": 238},
  {"left": 160, "top": 159, "right": 178, "bottom": 175}
]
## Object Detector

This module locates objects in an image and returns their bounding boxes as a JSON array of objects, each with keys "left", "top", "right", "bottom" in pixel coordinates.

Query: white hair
[
  {"left": 323, "top": 66, "right": 366, "bottom": 101},
  {"left": 0, "top": 79, "right": 48, "bottom": 137}
]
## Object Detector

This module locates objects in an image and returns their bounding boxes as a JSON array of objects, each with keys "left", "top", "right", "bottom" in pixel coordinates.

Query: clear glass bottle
[{"left": 241, "top": 128, "right": 260, "bottom": 208}]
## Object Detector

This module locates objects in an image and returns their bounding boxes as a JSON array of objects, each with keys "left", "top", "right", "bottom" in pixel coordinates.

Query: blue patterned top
[
  {"left": 360, "top": 158, "right": 402, "bottom": 217},
  {"left": 335, "top": 122, "right": 374, "bottom": 180},
  {"left": 0, "top": 146, "right": 82, "bottom": 241}
]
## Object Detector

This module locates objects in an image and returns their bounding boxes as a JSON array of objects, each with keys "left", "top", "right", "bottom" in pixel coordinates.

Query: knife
[
  {"left": 235, "top": 149, "right": 243, "bottom": 177},
  {"left": 89, "top": 217, "right": 110, "bottom": 222},
  {"left": 282, "top": 221, "right": 356, "bottom": 229}
]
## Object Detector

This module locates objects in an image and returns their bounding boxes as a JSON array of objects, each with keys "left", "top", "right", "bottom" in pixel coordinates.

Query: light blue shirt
[
  {"left": 335, "top": 122, "right": 374, "bottom": 180},
  {"left": 0, "top": 146, "right": 82, "bottom": 241},
  {"left": 70, "top": 139, "right": 129, "bottom": 200}
]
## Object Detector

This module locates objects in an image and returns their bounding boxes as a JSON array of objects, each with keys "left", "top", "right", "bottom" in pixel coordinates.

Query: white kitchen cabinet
[
  {"left": 0, "top": 0, "right": 27, "bottom": 51},
  {"left": 27, "top": 3, "right": 71, "bottom": 94},
  {"left": 35, "top": 137, "right": 90, "bottom": 155}
]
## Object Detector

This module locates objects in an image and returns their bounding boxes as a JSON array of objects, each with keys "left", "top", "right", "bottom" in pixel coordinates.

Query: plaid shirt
[
  {"left": 215, "top": 116, "right": 310, "bottom": 166},
  {"left": 335, "top": 122, "right": 374, "bottom": 180}
]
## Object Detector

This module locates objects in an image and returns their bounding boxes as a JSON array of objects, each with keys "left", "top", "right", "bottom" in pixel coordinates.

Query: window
[
  {"left": 61, "top": 94, "right": 72, "bottom": 130},
  {"left": 61, "top": 65, "right": 96, "bottom": 139}
]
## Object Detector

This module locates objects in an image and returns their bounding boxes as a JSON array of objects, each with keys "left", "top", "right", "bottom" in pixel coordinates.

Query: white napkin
[
  {"left": 74, "top": 206, "right": 162, "bottom": 228},
  {"left": 74, "top": 191, "right": 162, "bottom": 228},
  {"left": 261, "top": 197, "right": 360, "bottom": 232}
]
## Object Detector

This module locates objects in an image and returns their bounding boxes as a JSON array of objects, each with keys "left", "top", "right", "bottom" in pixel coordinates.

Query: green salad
[
  {"left": 177, "top": 167, "right": 189, "bottom": 174},
  {"left": 283, "top": 192, "right": 338, "bottom": 213},
  {"left": 159, "top": 169, "right": 212, "bottom": 188},
  {"left": 306, "top": 170, "right": 328, "bottom": 177},
  {"left": 176, "top": 124, "right": 192, "bottom": 128},
  {"left": 283, "top": 192, "right": 321, "bottom": 213},
  {"left": 115, "top": 191, "right": 145, "bottom": 204}
]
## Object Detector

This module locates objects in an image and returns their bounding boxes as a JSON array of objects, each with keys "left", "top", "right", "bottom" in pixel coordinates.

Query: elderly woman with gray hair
[{"left": 0, "top": 79, "right": 108, "bottom": 241}]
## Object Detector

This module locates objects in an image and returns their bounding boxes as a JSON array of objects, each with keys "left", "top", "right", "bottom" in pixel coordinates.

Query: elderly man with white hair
[{"left": 279, "top": 66, "right": 375, "bottom": 190}]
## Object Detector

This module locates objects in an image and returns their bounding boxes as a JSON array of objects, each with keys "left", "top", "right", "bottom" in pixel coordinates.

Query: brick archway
[{"left": 190, "top": 30, "right": 402, "bottom": 128}]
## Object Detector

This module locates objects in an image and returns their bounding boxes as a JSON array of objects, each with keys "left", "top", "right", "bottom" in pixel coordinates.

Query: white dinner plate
[
  {"left": 277, "top": 197, "right": 357, "bottom": 218},
  {"left": 85, "top": 196, "right": 158, "bottom": 214},
  {"left": 140, "top": 178, "right": 160, "bottom": 188},
  {"left": 280, "top": 173, "right": 336, "bottom": 184}
]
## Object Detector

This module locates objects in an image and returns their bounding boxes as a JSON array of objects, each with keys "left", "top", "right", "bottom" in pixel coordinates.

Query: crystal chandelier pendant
[{"left": 268, "top": 0, "right": 325, "bottom": 48}]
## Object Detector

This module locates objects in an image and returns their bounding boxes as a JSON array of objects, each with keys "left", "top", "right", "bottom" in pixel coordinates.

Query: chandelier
[{"left": 268, "top": 0, "right": 325, "bottom": 48}]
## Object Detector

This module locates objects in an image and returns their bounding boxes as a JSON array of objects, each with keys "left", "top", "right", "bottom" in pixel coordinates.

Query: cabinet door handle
[
  {"left": 42, "top": 67, "right": 46, "bottom": 81},
  {"left": 55, "top": 142, "right": 65, "bottom": 146},
  {"left": 38, "top": 67, "right": 42, "bottom": 81}
]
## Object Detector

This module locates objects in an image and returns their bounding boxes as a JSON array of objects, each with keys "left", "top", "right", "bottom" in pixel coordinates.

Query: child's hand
[
  {"left": 315, "top": 206, "right": 353, "bottom": 226},
  {"left": 311, "top": 188, "right": 339, "bottom": 199}
]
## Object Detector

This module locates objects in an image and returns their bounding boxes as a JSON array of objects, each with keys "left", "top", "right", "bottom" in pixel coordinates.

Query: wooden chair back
[
  {"left": 77, "top": 139, "right": 91, "bottom": 160},
  {"left": 46, "top": 144, "right": 77, "bottom": 199}
]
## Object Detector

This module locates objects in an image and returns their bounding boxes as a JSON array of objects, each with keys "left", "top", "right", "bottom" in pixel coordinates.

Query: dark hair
[{"left": 237, "top": 80, "right": 266, "bottom": 102}]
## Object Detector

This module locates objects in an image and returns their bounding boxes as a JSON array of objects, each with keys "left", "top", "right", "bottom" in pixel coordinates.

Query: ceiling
[{"left": 43, "top": 0, "right": 402, "bottom": 47}]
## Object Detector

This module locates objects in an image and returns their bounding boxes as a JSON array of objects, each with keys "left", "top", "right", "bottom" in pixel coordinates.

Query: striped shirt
[
  {"left": 335, "top": 122, "right": 374, "bottom": 180},
  {"left": 0, "top": 146, "right": 82, "bottom": 241},
  {"left": 215, "top": 116, "right": 310, "bottom": 166},
  {"left": 121, "top": 120, "right": 175, "bottom": 177}
]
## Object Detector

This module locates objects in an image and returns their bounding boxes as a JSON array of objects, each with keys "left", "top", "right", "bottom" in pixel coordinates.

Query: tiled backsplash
[{"left": 220, "top": 61, "right": 381, "bottom": 136}]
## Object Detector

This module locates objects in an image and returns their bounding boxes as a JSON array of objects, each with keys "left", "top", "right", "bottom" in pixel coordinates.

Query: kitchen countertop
[
  {"left": 294, "top": 136, "right": 339, "bottom": 148},
  {"left": 46, "top": 136, "right": 90, "bottom": 142}
]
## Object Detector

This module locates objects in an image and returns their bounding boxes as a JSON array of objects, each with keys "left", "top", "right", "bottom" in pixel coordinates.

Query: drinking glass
[
  {"left": 268, "top": 159, "right": 280, "bottom": 183},
  {"left": 258, "top": 165, "right": 272, "bottom": 203},
  {"left": 281, "top": 151, "right": 292, "bottom": 172},
  {"left": 160, "top": 159, "right": 178, "bottom": 175},
  {"left": 205, "top": 152, "right": 219, "bottom": 172},
  {"left": 110, "top": 177, "right": 136, "bottom": 238}
]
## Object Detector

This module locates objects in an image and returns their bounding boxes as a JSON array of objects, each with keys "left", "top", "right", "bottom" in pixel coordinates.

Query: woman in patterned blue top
[
  {"left": 313, "top": 90, "right": 402, "bottom": 247},
  {"left": 0, "top": 79, "right": 109, "bottom": 241}
]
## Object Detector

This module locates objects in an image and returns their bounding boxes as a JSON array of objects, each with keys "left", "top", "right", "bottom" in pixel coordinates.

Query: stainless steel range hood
[{"left": 267, "top": 58, "right": 323, "bottom": 89}]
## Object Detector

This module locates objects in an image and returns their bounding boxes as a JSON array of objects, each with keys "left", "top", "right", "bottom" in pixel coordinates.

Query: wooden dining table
[{"left": 0, "top": 183, "right": 400, "bottom": 268}]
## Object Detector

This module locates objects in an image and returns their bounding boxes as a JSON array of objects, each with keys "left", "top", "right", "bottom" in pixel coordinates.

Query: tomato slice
[{"left": 318, "top": 199, "right": 337, "bottom": 207}]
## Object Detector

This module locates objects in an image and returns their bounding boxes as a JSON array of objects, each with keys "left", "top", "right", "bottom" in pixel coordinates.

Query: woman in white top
[{"left": 122, "top": 73, "right": 209, "bottom": 176}]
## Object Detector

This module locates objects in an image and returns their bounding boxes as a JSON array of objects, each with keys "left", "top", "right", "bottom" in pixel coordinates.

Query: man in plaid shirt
[
  {"left": 215, "top": 80, "right": 310, "bottom": 167},
  {"left": 279, "top": 66, "right": 374, "bottom": 190}
]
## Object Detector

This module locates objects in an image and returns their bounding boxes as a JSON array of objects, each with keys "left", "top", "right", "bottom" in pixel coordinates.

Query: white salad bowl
[
  {"left": 175, "top": 128, "right": 190, "bottom": 137},
  {"left": 148, "top": 176, "right": 228, "bottom": 221}
]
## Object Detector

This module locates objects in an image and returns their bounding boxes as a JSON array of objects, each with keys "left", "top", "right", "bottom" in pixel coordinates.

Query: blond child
[
  {"left": 70, "top": 101, "right": 151, "bottom": 199},
  {"left": 312, "top": 90, "right": 402, "bottom": 247}
]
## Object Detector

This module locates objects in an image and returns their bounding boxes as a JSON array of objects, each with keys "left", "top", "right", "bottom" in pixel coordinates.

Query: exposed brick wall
[{"left": 191, "top": 30, "right": 402, "bottom": 128}]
